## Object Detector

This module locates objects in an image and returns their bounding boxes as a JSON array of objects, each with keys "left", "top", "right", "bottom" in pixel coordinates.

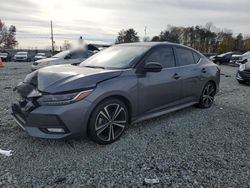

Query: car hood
[
  {"left": 35, "top": 56, "right": 46, "bottom": 58},
  {"left": 0, "top": 54, "right": 8, "bottom": 58},
  {"left": 25, "top": 64, "right": 122, "bottom": 94},
  {"left": 36, "top": 57, "right": 59, "bottom": 63},
  {"left": 15, "top": 55, "right": 27, "bottom": 57},
  {"left": 232, "top": 54, "right": 242, "bottom": 58}
]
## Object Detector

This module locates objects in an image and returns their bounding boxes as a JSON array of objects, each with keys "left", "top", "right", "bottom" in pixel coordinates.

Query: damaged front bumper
[
  {"left": 11, "top": 103, "right": 26, "bottom": 130},
  {"left": 11, "top": 81, "right": 92, "bottom": 140}
]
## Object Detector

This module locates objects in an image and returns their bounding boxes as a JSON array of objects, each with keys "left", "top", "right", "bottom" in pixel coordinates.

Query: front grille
[
  {"left": 16, "top": 57, "right": 26, "bottom": 60},
  {"left": 33, "top": 62, "right": 38, "bottom": 65}
]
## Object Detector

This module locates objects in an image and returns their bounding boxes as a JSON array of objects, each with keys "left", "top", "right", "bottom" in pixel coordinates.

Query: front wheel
[
  {"left": 88, "top": 98, "right": 129, "bottom": 145},
  {"left": 197, "top": 82, "right": 216, "bottom": 108}
]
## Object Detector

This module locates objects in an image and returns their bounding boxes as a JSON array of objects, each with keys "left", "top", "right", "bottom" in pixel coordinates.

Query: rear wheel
[
  {"left": 198, "top": 82, "right": 216, "bottom": 108},
  {"left": 88, "top": 98, "right": 129, "bottom": 145}
]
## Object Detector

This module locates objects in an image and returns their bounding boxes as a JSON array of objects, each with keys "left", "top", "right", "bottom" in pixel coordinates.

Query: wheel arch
[
  {"left": 87, "top": 94, "right": 133, "bottom": 128},
  {"left": 208, "top": 80, "right": 217, "bottom": 91}
]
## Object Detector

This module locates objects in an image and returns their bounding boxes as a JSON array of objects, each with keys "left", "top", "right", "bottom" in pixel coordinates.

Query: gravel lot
[{"left": 0, "top": 62, "right": 249, "bottom": 187}]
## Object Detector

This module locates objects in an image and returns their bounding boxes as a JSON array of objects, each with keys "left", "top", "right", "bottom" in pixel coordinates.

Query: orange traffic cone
[{"left": 0, "top": 58, "right": 5, "bottom": 68}]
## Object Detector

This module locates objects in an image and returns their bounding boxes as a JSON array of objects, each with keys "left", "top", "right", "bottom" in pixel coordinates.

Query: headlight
[
  {"left": 239, "top": 64, "right": 246, "bottom": 71},
  {"left": 37, "top": 89, "right": 93, "bottom": 105}
]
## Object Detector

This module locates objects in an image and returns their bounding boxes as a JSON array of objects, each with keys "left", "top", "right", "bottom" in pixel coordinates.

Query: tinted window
[
  {"left": 193, "top": 52, "right": 200, "bottom": 63},
  {"left": 145, "top": 47, "right": 175, "bottom": 68},
  {"left": 176, "top": 48, "right": 195, "bottom": 66}
]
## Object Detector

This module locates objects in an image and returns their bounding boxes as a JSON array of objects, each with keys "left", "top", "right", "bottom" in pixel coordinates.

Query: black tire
[
  {"left": 237, "top": 80, "right": 245, "bottom": 84},
  {"left": 88, "top": 98, "right": 129, "bottom": 145},
  {"left": 197, "top": 82, "right": 216, "bottom": 108}
]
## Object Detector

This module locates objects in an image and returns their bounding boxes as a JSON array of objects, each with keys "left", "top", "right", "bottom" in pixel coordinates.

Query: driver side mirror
[{"left": 144, "top": 62, "right": 162, "bottom": 72}]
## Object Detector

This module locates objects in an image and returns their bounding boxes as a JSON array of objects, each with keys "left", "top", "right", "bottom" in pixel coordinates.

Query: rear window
[{"left": 176, "top": 48, "right": 195, "bottom": 66}]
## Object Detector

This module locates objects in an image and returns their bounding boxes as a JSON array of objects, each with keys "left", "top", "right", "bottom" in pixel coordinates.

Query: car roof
[
  {"left": 117, "top": 42, "right": 203, "bottom": 56},
  {"left": 118, "top": 42, "right": 177, "bottom": 47}
]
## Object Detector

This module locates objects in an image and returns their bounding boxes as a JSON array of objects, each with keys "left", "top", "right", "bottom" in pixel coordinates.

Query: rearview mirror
[{"left": 144, "top": 62, "right": 162, "bottom": 72}]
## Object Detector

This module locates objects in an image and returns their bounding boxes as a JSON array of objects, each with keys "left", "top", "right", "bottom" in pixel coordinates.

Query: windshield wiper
[{"left": 83, "top": 65, "right": 105, "bottom": 69}]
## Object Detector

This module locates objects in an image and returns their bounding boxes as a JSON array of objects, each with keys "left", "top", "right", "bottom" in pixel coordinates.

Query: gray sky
[{"left": 1, "top": 0, "right": 250, "bottom": 48}]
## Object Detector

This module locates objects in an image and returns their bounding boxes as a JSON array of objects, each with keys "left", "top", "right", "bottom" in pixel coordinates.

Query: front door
[{"left": 138, "top": 46, "right": 182, "bottom": 115}]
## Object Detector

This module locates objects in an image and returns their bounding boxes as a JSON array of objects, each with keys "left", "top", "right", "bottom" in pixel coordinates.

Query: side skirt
[{"left": 132, "top": 101, "right": 198, "bottom": 124}]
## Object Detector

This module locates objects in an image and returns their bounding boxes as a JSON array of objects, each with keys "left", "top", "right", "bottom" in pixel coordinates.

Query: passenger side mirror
[{"left": 144, "top": 62, "right": 162, "bottom": 72}]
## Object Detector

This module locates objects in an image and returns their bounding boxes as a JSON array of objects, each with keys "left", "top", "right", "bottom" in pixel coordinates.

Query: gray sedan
[{"left": 12, "top": 42, "right": 220, "bottom": 144}]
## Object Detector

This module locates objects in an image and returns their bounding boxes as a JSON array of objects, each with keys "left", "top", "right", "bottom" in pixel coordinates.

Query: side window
[
  {"left": 176, "top": 48, "right": 195, "bottom": 66},
  {"left": 145, "top": 47, "right": 175, "bottom": 68},
  {"left": 193, "top": 52, "right": 200, "bottom": 63}
]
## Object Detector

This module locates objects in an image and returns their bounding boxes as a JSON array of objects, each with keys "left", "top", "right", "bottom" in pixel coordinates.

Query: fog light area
[{"left": 46, "top": 128, "right": 65, "bottom": 133}]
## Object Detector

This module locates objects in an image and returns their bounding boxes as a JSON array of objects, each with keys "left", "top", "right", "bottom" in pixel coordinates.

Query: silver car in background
[
  {"left": 14, "top": 51, "right": 30, "bottom": 62},
  {"left": 231, "top": 51, "right": 250, "bottom": 64},
  {"left": 12, "top": 42, "right": 220, "bottom": 144},
  {"left": 31, "top": 49, "right": 94, "bottom": 71},
  {"left": 34, "top": 53, "right": 47, "bottom": 61}
]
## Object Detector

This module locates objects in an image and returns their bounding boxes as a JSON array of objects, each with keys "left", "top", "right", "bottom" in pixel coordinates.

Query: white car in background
[
  {"left": 231, "top": 51, "right": 250, "bottom": 64},
  {"left": 14, "top": 51, "right": 30, "bottom": 62},
  {"left": 34, "top": 53, "right": 47, "bottom": 61},
  {"left": 31, "top": 49, "right": 94, "bottom": 71}
]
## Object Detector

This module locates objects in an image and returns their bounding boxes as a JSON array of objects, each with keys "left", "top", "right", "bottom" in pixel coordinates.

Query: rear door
[
  {"left": 174, "top": 47, "right": 204, "bottom": 101},
  {"left": 138, "top": 46, "right": 183, "bottom": 115}
]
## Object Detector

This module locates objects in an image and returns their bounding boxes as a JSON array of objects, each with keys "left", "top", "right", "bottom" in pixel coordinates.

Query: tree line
[
  {"left": 0, "top": 19, "right": 18, "bottom": 49},
  {"left": 116, "top": 23, "right": 250, "bottom": 54}
]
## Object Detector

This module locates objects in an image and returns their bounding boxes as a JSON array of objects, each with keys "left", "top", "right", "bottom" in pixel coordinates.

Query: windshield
[
  {"left": 52, "top": 50, "right": 69, "bottom": 58},
  {"left": 17, "top": 52, "right": 27, "bottom": 55},
  {"left": 80, "top": 45, "right": 149, "bottom": 69},
  {"left": 243, "top": 51, "right": 250, "bottom": 56}
]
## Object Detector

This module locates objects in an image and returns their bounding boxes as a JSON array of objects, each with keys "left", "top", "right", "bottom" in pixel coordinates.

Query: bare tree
[
  {"left": 62, "top": 40, "right": 72, "bottom": 50},
  {"left": 0, "top": 20, "right": 18, "bottom": 48}
]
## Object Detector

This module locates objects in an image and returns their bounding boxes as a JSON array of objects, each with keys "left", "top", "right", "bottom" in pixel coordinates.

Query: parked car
[
  {"left": 210, "top": 52, "right": 233, "bottom": 64},
  {"left": 236, "top": 60, "right": 250, "bottom": 84},
  {"left": 203, "top": 53, "right": 217, "bottom": 58},
  {"left": 31, "top": 49, "right": 94, "bottom": 71},
  {"left": 12, "top": 42, "right": 220, "bottom": 144},
  {"left": 34, "top": 53, "right": 47, "bottom": 61},
  {"left": 0, "top": 51, "right": 11, "bottom": 62},
  {"left": 14, "top": 51, "right": 30, "bottom": 62},
  {"left": 231, "top": 51, "right": 250, "bottom": 64}
]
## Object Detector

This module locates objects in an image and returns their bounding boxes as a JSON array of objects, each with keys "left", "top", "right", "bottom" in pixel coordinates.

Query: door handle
[
  {"left": 173, "top": 73, "right": 181, "bottom": 80},
  {"left": 202, "top": 68, "right": 207, "bottom": 73}
]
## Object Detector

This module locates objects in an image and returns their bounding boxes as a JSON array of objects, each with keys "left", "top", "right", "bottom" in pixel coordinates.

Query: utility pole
[
  {"left": 50, "top": 20, "right": 54, "bottom": 54},
  {"left": 144, "top": 26, "right": 147, "bottom": 38}
]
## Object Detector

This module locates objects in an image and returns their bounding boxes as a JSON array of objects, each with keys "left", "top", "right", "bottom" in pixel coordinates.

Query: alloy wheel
[
  {"left": 94, "top": 103, "right": 127, "bottom": 142},
  {"left": 202, "top": 83, "right": 215, "bottom": 107}
]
